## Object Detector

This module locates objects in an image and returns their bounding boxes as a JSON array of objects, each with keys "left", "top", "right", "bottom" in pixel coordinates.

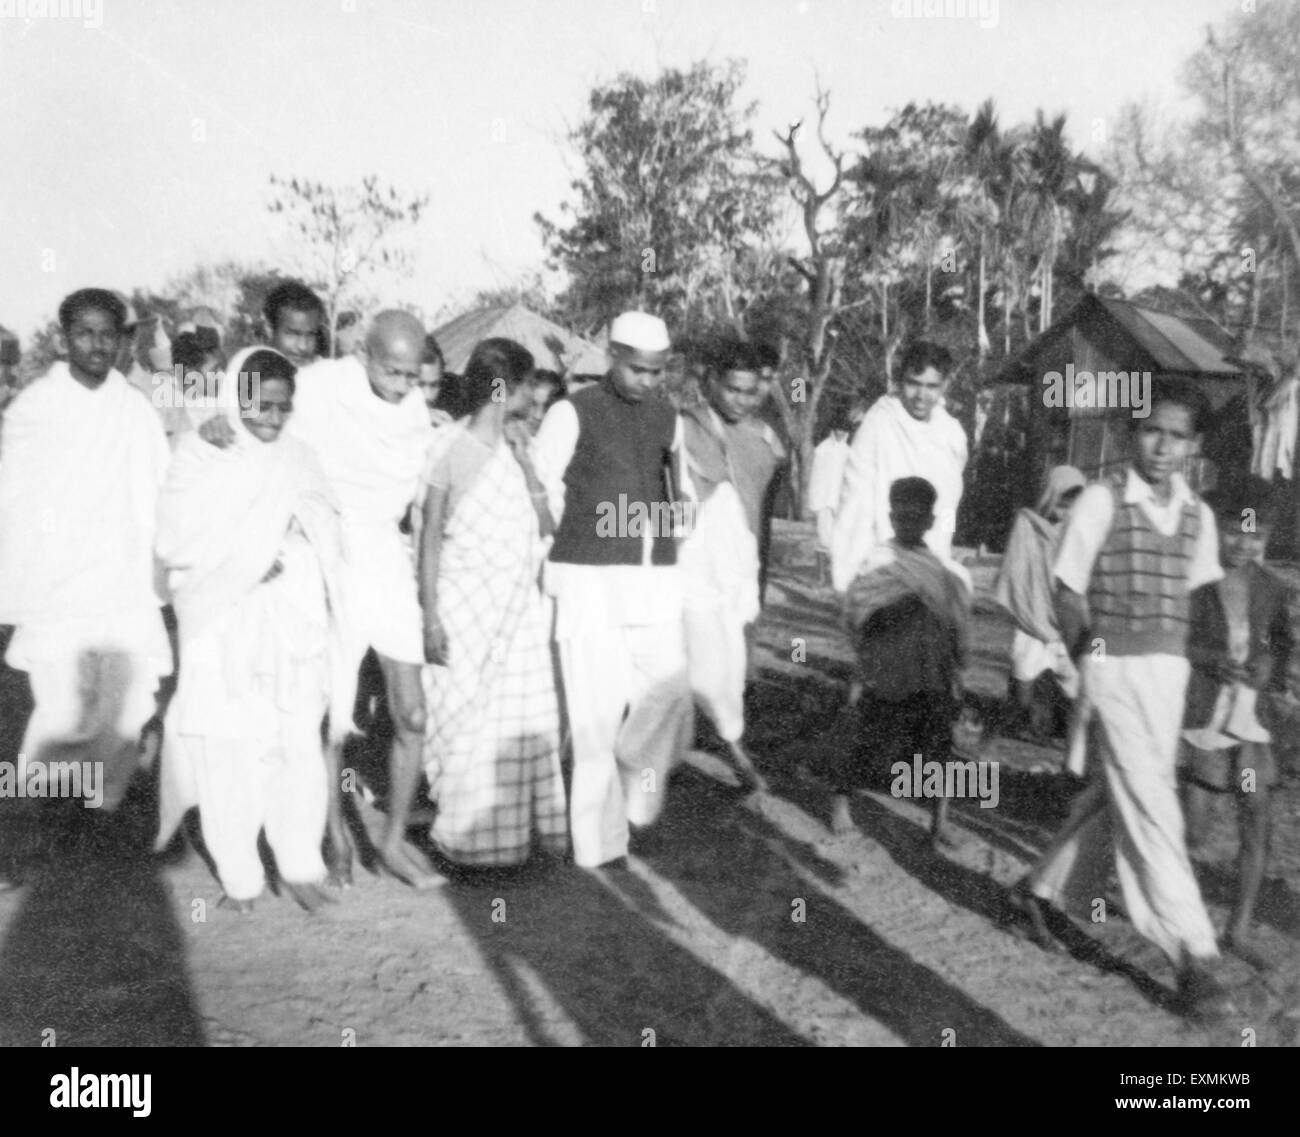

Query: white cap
[{"left": 610, "top": 311, "right": 670, "bottom": 353}]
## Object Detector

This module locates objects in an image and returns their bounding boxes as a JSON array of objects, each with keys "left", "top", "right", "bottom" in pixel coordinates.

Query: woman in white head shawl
[
  {"left": 154, "top": 346, "right": 352, "bottom": 912},
  {"left": 994, "top": 464, "right": 1086, "bottom": 738}
]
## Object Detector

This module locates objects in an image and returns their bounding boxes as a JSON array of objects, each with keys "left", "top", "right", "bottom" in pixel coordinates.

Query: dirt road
[{"left": 1, "top": 524, "right": 1296, "bottom": 1046}]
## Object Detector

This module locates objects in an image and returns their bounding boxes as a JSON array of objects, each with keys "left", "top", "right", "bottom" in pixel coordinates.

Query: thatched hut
[{"left": 431, "top": 304, "right": 605, "bottom": 377}]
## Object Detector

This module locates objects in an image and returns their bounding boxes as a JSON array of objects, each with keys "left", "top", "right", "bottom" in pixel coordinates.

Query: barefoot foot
[
  {"left": 283, "top": 880, "right": 339, "bottom": 913},
  {"left": 377, "top": 839, "right": 443, "bottom": 891},
  {"left": 324, "top": 829, "right": 354, "bottom": 890},
  {"left": 727, "top": 741, "right": 768, "bottom": 794}
]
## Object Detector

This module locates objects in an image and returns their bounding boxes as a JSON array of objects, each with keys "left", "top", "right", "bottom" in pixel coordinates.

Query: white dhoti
[
  {"left": 1026, "top": 654, "right": 1219, "bottom": 965},
  {"left": 8, "top": 607, "right": 171, "bottom": 812},
  {"left": 548, "top": 562, "right": 692, "bottom": 867},
  {"left": 339, "top": 522, "right": 425, "bottom": 671},
  {"left": 157, "top": 539, "right": 331, "bottom": 900},
  {"left": 680, "top": 483, "right": 759, "bottom": 743}
]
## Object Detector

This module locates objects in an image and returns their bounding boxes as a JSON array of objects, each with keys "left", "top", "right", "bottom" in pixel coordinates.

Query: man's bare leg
[
  {"left": 323, "top": 737, "right": 354, "bottom": 888},
  {"left": 375, "top": 655, "right": 440, "bottom": 889},
  {"left": 830, "top": 792, "right": 854, "bottom": 835},
  {"left": 929, "top": 794, "right": 955, "bottom": 850},
  {"left": 726, "top": 739, "right": 768, "bottom": 794},
  {"left": 1224, "top": 787, "right": 1270, "bottom": 960},
  {"left": 1181, "top": 780, "right": 1213, "bottom": 861}
]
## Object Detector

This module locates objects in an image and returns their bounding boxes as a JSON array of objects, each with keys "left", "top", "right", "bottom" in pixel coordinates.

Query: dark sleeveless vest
[
  {"left": 549, "top": 379, "right": 679, "bottom": 567},
  {"left": 1086, "top": 469, "right": 1201, "bottom": 657}
]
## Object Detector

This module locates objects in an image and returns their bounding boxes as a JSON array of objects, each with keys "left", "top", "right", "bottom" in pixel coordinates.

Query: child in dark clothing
[
  {"left": 831, "top": 477, "right": 972, "bottom": 847},
  {"left": 1180, "top": 475, "right": 1295, "bottom": 960}
]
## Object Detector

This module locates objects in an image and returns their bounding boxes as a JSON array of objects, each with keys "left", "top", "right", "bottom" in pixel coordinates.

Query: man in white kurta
[
  {"left": 533, "top": 312, "right": 694, "bottom": 869},
  {"left": 831, "top": 344, "right": 968, "bottom": 592},
  {"left": 0, "top": 290, "right": 172, "bottom": 813}
]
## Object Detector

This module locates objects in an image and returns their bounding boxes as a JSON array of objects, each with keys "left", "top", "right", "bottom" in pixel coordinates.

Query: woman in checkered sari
[{"left": 417, "top": 339, "right": 568, "bottom": 866}]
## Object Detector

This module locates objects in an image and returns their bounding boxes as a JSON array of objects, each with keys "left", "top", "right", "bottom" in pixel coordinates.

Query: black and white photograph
[{"left": 1, "top": 0, "right": 1298, "bottom": 1071}]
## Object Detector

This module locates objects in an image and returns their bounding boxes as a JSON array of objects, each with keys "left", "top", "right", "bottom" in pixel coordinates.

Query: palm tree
[
  {"left": 1021, "top": 112, "right": 1075, "bottom": 331},
  {"left": 962, "top": 100, "right": 1003, "bottom": 359}
]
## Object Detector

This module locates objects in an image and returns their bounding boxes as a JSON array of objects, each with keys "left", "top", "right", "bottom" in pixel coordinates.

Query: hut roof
[
  {"left": 1000, "top": 294, "right": 1244, "bottom": 382},
  {"left": 431, "top": 304, "right": 606, "bottom": 375}
]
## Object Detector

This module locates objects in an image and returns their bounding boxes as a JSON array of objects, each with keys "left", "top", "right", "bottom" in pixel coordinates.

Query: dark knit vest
[
  {"left": 1086, "top": 470, "right": 1201, "bottom": 657},
  {"left": 549, "top": 379, "right": 679, "bottom": 567}
]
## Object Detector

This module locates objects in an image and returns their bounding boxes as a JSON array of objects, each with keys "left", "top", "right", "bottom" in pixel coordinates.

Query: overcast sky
[{"left": 0, "top": 0, "right": 1241, "bottom": 337}]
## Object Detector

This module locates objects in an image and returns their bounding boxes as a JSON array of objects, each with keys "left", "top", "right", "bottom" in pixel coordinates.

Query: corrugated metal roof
[
  {"left": 431, "top": 304, "right": 606, "bottom": 375},
  {"left": 1093, "top": 297, "right": 1242, "bottom": 375},
  {"left": 999, "top": 294, "right": 1245, "bottom": 383}
]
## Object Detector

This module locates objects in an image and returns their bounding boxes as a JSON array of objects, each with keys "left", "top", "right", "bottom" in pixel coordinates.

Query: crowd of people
[{"left": 0, "top": 279, "right": 1294, "bottom": 1028}]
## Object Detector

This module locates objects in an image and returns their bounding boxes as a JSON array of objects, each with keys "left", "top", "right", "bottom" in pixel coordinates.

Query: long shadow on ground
[
  {"left": 738, "top": 668, "right": 1177, "bottom": 1017},
  {"left": 626, "top": 761, "right": 1040, "bottom": 1046},
  {"left": 431, "top": 855, "right": 813, "bottom": 1047},
  {"left": 0, "top": 793, "right": 205, "bottom": 1046}
]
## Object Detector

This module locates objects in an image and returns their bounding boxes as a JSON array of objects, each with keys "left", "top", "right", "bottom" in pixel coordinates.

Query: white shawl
[
  {"left": 0, "top": 362, "right": 170, "bottom": 626},
  {"left": 156, "top": 348, "right": 356, "bottom": 737},
  {"left": 830, "top": 393, "right": 967, "bottom": 591}
]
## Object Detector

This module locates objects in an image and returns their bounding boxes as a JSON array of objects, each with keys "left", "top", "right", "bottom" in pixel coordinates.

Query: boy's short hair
[
  {"left": 1143, "top": 375, "right": 1210, "bottom": 434},
  {"left": 753, "top": 340, "right": 781, "bottom": 373},
  {"left": 705, "top": 338, "right": 765, "bottom": 377},
  {"left": 422, "top": 333, "right": 445, "bottom": 368},
  {"left": 58, "top": 288, "right": 128, "bottom": 333},
  {"left": 898, "top": 340, "right": 953, "bottom": 381},
  {"left": 170, "top": 331, "right": 210, "bottom": 373},
  {"left": 889, "top": 476, "right": 938, "bottom": 511},
  {"left": 1206, "top": 473, "right": 1278, "bottom": 529},
  {"left": 263, "top": 280, "right": 324, "bottom": 331}
]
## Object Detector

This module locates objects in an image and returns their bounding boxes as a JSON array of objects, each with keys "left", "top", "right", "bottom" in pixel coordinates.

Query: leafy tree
[{"left": 536, "top": 60, "right": 780, "bottom": 339}]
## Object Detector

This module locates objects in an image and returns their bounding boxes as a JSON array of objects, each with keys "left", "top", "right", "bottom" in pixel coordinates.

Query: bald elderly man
[
  {"left": 199, "top": 310, "right": 438, "bottom": 888},
  {"left": 534, "top": 311, "right": 695, "bottom": 869}
]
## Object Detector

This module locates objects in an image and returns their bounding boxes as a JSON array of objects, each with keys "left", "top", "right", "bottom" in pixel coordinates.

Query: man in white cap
[{"left": 534, "top": 311, "right": 695, "bottom": 869}]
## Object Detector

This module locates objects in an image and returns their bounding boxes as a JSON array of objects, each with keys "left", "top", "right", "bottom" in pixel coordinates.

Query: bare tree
[
  {"left": 770, "top": 85, "right": 848, "bottom": 511},
  {"left": 268, "top": 175, "right": 429, "bottom": 354}
]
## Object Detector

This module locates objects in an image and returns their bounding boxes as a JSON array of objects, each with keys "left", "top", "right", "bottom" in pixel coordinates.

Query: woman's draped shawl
[
  {"left": 994, "top": 508, "right": 1063, "bottom": 644},
  {"left": 155, "top": 348, "right": 356, "bottom": 738}
]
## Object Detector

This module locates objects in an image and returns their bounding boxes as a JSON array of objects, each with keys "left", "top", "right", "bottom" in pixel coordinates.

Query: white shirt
[
  {"left": 807, "top": 433, "right": 850, "bottom": 515},
  {"left": 830, "top": 394, "right": 968, "bottom": 591},
  {"left": 1053, "top": 467, "right": 1222, "bottom": 597}
]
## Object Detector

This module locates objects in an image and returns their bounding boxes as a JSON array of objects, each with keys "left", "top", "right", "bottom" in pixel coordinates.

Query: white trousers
[
  {"left": 1027, "top": 655, "right": 1219, "bottom": 965},
  {"left": 684, "top": 605, "right": 747, "bottom": 743},
  {"left": 559, "top": 620, "right": 692, "bottom": 867},
  {"left": 173, "top": 714, "right": 329, "bottom": 901},
  {"left": 18, "top": 650, "right": 161, "bottom": 812}
]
